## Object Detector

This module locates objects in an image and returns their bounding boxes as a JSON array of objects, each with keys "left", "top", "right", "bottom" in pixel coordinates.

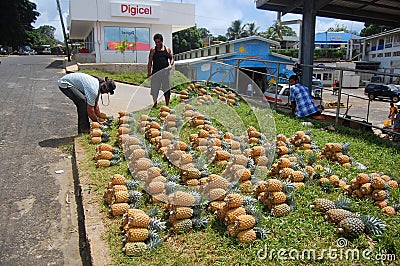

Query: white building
[
  {"left": 359, "top": 28, "right": 400, "bottom": 78},
  {"left": 68, "top": 0, "right": 195, "bottom": 63}
]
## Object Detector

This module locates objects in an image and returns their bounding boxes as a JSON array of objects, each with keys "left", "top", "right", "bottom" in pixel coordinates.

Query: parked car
[
  {"left": 264, "top": 83, "right": 325, "bottom": 111},
  {"left": 18, "top": 46, "right": 36, "bottom": 55},
  {"left": 364, "top": 83, "right": 400, "bottom": 102},
  {"left": 311, "top": 79, "right": 324, "bottom": 99},
  {"left": 0, "top": 47, "right": 8, "bottom": 55}
]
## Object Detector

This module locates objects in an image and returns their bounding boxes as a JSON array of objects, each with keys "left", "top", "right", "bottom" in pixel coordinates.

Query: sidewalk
[{"left": 65, "top": 63, "right": 163, "bottom": 117}]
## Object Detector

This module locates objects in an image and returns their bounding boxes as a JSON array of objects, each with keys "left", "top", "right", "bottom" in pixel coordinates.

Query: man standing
[
  {"left": 289, "top": 75, "right": 325, "bottom": 120},
  {"left": 147, "top": 33, "right": 174, "bottom": 108},
  {"left": 58, "top": 72, "right": 116, "bottom": 134}
]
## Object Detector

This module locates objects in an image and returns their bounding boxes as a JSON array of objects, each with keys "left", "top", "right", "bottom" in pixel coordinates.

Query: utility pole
[{"left": 56, "top": 0, "right": 71, "bottom": 62}]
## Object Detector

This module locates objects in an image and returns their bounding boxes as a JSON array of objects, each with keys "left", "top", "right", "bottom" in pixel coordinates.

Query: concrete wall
[{"left": 77, "top": 63, "right": 147, "bottom": 73}]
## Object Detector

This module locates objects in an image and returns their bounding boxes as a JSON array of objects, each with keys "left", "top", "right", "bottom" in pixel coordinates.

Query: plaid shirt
[{"left": 289, "top": 83, "right": 319, "bottom": 117}]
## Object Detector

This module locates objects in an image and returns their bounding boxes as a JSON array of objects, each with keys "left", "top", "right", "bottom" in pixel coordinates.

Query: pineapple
[
  {"left": 96, "top": 159, "right": 120, "bottom": 168},
  {"left": 172, "top": 191, "right": 196, "bottom": 207},
  {"left": 209, "top": 188, "right": 226, "bottom": 201},
  {"left": 172, "top": 207, "right": 194, "bottom": 219},
  {"left": 382, "top": 206, "right": 396, "bottom": 216},
  {"left": 126, "top": 228, "right": 149, "bottom": 242},
  {"left": 225, "top": 207, "right": 247, "bottom": 225},
  {"left": 225, "top": 193, "right": 244, "bottom": 208},
  {"left": 279, "top": 168, "right": 294, "bottom": 180},
  {"left": 268, "top": 192, "right": 286, "bottom": 204},
  {"left": 111, "top": 174, "right": 126, "bottom": 185},
  {"left": 337, "top": 217, "right": 365, "bottom": 239},
  {"left": 96, "top": 143, "right": 113, "bottom": 152},
  {"left": 173, "top": 219, "right": 193, "bottom": 233},
  {"left": 325, "top": 209, "right": 356, "bottom": 224},
  {"left": 252, "top": 146, "right": 266, "bottom": 157},
  {"left": 271, "top": 203, "right": 291, "bottom": 217},
  {"left": 215, "top": 150, "right": 231, "bottom": 161},
  {"left": 266, "top": 179, "right": 283, "bottom": 192},
  {"left": 277, "top": 157, "right": 291, "bottom": 168},
  {"left": 182, "top": 168, "right": 201, "bottom": 180},
  {"left": 372, "top": 190, "right": 387, "bottom": 201},
  {"left": 113, "top": 190, "right": 129, "bottom": 203},
  {"left": 290, "top": 171, "right": 305, "bottom": 182},
  {"left": 356, "top": 173, "right": 370, "bottom": 184},
  {"left": 374, "top": 200, "right": 388, "bottom": 209},
  {"left": 388, "top": 180, "right": 398, "bottom": 189},
  {"left": 110, "top": 203, "right": 129, "bottom": 216},
  {"left": 360, "top": 183, "right": 373, "bottom": 195},
  {"left": 148, "top": 181, "right": 165, "bottom": 195},
  {"left": 128, "top": 212, "right": 151, "bottom": 228},
  {"left": 371, "top": 177, "right": 386, "bottom": 189},
  {"left": 227, "top": 224, "right": 240, "bottom": 237},
  {"left": 236, "top": 168, "right": 251, "bottom": 182},
  {"left": 207, "top": 174, "right": 229, "bottom": 190},
  {"left": 234, "top": 215, "right": 256, "bottom": 231},
  {"left": 123, "top": 242, "right": 147, "bottom": 256},
  {"left": 237, "top": 229, "right": 257, "bottom": 243}
]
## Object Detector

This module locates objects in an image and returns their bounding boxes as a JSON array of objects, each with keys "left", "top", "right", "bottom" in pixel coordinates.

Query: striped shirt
[
  {"left": 289, "top": 83, "right": 319, "bottom": 117},
  {"left": 58, "top": 73, "right": 99, "bottom": 106}
]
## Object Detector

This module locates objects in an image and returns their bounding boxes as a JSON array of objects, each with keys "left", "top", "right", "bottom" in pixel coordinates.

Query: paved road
[
  {"left": 321, "top": 87, "right": 392, "bottom": 129},
  {"left": 0, "top": 55, "right": 85, "bottom": 265}
]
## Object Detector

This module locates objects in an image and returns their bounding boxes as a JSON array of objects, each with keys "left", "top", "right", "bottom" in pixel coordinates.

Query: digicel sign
[{"left": 111, "top": 3, "right": 160, "bottom": 18}]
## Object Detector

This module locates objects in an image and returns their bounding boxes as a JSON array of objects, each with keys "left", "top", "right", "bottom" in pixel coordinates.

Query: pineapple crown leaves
[
  {"left": 128, "top": 190, "right": 143, "bottom": 205},
  {"left": 151, "top": 158, "right": 163, "bottom": 168},
  {"left": 282, "top": 181, "right": 296, "bottom": 194},
  {"left": 352, "top": 161, "right": 367, "bottom": 170},
  {"left": 148, "top": 217, "right": 166, "bottom": 232},
  {"left": 285, "top": 192, "right": 295, "bottom": 203},
  {"left": 359, "top": 215, "right": 387, "bottom": 237},
  {"left": 242, "top": 196, "right": 258, "bottom": 207},
  {"left": 334, "top": 197, "right": 353, "bottom": 211},
  {"left": 125, "top": 179, "right": 139, "bottom": 190},
  {"left": 146, "top": 234, "right": 163, "bottom": 250},
  {"left": 147, "top": 206, "right": 160, "bottom": 218},
  {"left": 112, "top": 147, "right": 121, "bottom": 155},
  {"left": 167, "top": 174, "right": 180, "bottom": 183},
  {"left": 253, "top": 226, "right": 269, "bottom": 240},
  {"left": 192, "top": 204, "right": 203, "bottom": 218},
  {"left": 192, "top": 216, "right": 209, "bottom": 229},
  {"left": 165, "top": 181, "right": 181, "bottom": 195},
  {"left": 341, "top": 142, "right": 351, "bottom": 154},
  {"left": 187, "top": 190, "right": 202, "bottom": 205}
]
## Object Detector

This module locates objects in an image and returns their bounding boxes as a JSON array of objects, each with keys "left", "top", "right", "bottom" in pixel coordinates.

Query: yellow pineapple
[
  {"left": 225, "top": 207, "right": 247, "bottom": 225},
  {"left": 111, "top": 174, "right": 126, "bottom": 185},
  {"left": 268, "top": 192, "right": 287, "bottom": 204},
  {"left": 225, "top": 193, "right": 244, "bottom": 208},
  {"left": 237, "top": 229, "right": 257, "bottom": 243},
  {"left": 110, "top": 203, "right": 129, "bottom": 216},
  {"left": 172, "top": 206, "right": 194, "bottom": 220},
  {"left": 234, "top": 215, "right": 256, "bottom": 231},
  {"left": 126, "top": 228, "right": 149, "bottom": 242}
]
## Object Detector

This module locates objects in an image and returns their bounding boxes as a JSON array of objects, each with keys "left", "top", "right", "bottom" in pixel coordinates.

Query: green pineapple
[
  {"left": 325, "top": 209, "right": 356, "bottom": 224},
  {"left": 172, "top": 219, "right": 193, "bottom": 233},
  {"left": 271, "top": 203, "right": 291, "bottom": 217},
  {"left": 337, "top": 217, "right": 365, "bottom": 239},
  {"left": 123, "top": 242, "right": 147, "bottom": 256}
]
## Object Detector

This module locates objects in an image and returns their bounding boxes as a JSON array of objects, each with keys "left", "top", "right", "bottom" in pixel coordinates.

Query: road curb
[{"left": 74, "top": 138, "right": 112, "bottom": 266}]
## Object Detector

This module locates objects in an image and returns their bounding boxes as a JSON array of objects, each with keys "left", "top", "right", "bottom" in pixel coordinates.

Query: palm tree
[
  {"left": 245, "top": 22, "right": 260, "bottom": 36},
  {"left": 226, "top": 20, "right": 246, "bottom": 40}
]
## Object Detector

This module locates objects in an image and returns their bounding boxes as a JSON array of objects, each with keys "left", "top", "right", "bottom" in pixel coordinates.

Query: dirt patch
[{"left": 74, "top": 138, "right": 112, "bottom": 266}]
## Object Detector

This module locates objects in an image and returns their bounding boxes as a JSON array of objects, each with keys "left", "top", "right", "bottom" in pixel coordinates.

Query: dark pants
[{"left": 59, "top": 86, "right": 90, "bottom": 134}]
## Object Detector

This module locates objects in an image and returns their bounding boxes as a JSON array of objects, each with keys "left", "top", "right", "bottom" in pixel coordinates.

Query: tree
[
  {"left": 0, "top": 0, "right": 40, "bottom": 47},
  {"left": 244, "top": 22, "right": 260, "bottom": 36},
  {"left": 360, "top": 23, "right": 395, "bottom": 37},
  {"left": 226, "top": 20, "right": 246, "bottom": 40},
  {"left": 172, "top": 26, "right": 203, "bottom": 54},
  {"left": 260, "top": 25, "right": 296, "bottom": 41},
  {"left": 198, "top": 28, "right": 211, "bottom": 39},
  {"left": 327, "top": 23, "right": 358, "bottom": 35},
  {"left": 27, "top": 25, "right": 60, "bottom": 47}
]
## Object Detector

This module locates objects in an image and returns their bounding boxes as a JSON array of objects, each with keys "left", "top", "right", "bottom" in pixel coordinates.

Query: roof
[
  {"left": 256, "top": 0, "right": 400, "bottom": 27},
  {"left": 315, "top": 31, "right": 361, "bottom": 43},
  {"left": 175, "top": 53, "right": 236, "bottom": 65},
  {"left": 359, "top": 27, "right": 400, "bottom": 40}
]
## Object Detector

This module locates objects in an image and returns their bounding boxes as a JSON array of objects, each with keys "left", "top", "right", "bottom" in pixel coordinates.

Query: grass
[{"left": 77, "top": 82, "right": 400, "bottom": 266}]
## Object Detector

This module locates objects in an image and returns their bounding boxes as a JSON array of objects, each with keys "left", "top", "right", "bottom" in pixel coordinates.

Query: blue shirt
[
  {"left": 289, "top": 83, "right": 319, "bottom": 117},
  {"left": 58, "top": 73, "right": 99, "bottom": 106}
]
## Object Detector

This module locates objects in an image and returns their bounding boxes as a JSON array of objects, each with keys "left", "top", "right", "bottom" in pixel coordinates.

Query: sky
[{"left": 31, "top": 0, "right": 366, "bottom": 41}]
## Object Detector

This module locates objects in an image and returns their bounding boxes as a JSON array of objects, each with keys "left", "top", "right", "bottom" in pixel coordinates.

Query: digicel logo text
[{"left": 121, "top": 4, "right": 152, "bottom": 16}]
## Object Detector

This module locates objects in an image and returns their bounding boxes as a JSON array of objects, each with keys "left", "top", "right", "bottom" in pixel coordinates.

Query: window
[
  {"left": 385, "top": 52, "right": 391, "bottom": 57},
  {"left": 377, "top": 53, "right": 383, "bottom": 57},
  {"left": 371, "top": 54, "right": 376, "bottom": 58},
  {"left": 393, "top": 51, "right": 400, "bottom": 56},
  {"left": 104, "top": 26, "right": 150, "bottom": 51},
  {"left": 323, "top": 73, "right": 332, "bottom": 80}
]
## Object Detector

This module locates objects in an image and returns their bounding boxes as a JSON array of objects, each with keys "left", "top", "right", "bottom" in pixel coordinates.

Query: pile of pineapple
[
  {"left": 320, "top": 142, "right": 351, "bottom": 167},
  {"left": 254, "top": 178, "right": 295, "bottom": 217},
  {"left": 121, "top": 207, "right": 165, "bottom": 256},
  {"left": 166, "top": 191, "right": 209, "bottom": 233},
  {"left": 344, "top": 173, "right": 399, "bottom": 216},
  {"left": 90, "top": 122, "right": 110, "bottom": 144},
  {"left": 93, "top": 143, "right": 121, "bottom": 168},
  {"left": 211, "top": 193, "right": 267, "bottom": 243},
  {"left": 312, "top": 197, "right": 387, "bottom": 239},
  {"left": 103, "top": 174, "right": 142, "bottom": 216}
]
